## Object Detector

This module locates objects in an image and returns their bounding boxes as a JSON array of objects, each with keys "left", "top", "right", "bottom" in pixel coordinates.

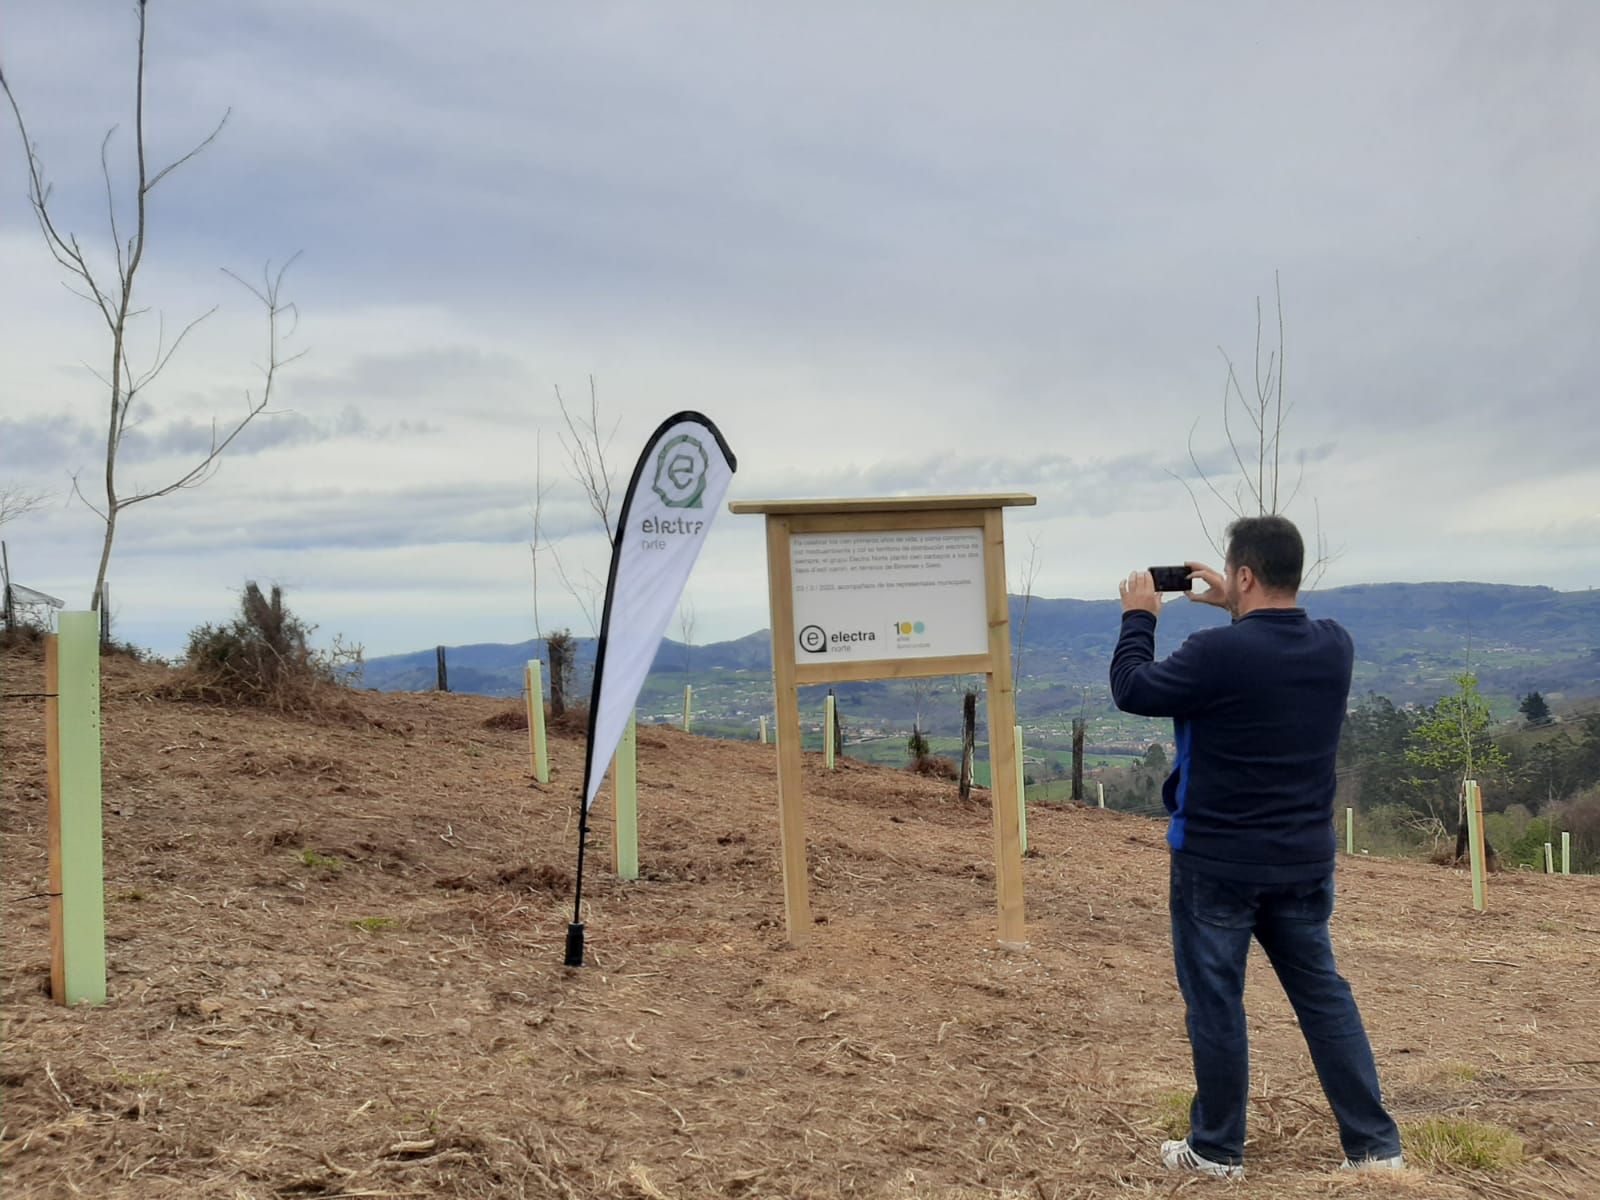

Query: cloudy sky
[{"left": 2, "top": 1, "right": 1597, "bottom": 658}]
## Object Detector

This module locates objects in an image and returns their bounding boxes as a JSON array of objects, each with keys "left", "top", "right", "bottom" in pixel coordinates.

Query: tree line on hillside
[
  {"left": 1089, "top": 677, "right": 1599, "bottom": 874},
  {"left": 1336, "top": 681, "right": 1600, "bottom": 872}
]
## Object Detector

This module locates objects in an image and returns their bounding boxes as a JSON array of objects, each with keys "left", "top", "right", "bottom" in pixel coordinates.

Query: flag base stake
[{"left": 564, "top": 922, "right": 586, "bottom": 967}]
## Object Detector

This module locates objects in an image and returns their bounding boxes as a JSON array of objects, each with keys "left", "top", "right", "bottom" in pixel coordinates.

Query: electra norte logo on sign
[
  {"left": 797, "top": 625, "right": 877, "bottom": 655},
  {"left": 651, "top": 434, "right": 709, "bottom": 508}
]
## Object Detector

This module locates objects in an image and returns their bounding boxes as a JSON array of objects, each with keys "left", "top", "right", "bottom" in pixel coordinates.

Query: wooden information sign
[{"left": 730, "top": 493, "right": 1036, "bottom": 946}]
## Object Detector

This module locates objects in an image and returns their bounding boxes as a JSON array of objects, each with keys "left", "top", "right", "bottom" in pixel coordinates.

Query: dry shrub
[
  {"left": 909, "top": 755, "right": 959, "bottom": 781},
  {"left": 483, "top": 706, "right": 530, "bottom": 731},
  {"left": 161, "top": 582, "right": 365, "bottom": 716},
  {"left": 0, "top": 622, "right": 47, "bottom": 651},
  {"left": 550, "top": 702, "right": 590, "bottom": 737}
]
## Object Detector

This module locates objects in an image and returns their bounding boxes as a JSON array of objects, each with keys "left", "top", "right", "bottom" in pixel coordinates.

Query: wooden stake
[
  {"left": 1562, "top": 831, "right": 1571, "bottom": 875},
  {"left": 1465, "top": 779, "right": 1487, "bottom": 911},
  {"left": 759, "top": 714, "right": 768, "bottom": 744},
  {"left": 1071, "top": 717, "right": 1085, "bottom": 804},
  {"left": 1013, "top": 725, "right": 1027, "bottom": 854},
  {"left": 47, "top": 613, "right": 107, "bottom": 1005},
  {"left": 1346, "top": 806, "right": 1354, "bottom": 855},
  {"left": 824, "top": 693, "right": 837, "bottom": 770},
  {"left": 614, "top": 714, "right": 638, "bottom": 881},
  {"left": 1544, "top": 842, "right": 1554, "bottom": 875},
  {"left": 682, "top": 684, "right": 692, "bottom": 732},
  {"left": 526, "top": 660, "right": 550, "bottom": 784}
]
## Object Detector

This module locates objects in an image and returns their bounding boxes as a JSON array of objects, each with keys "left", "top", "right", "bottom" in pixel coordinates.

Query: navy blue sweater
[{"left": 1109, "top": 607, "right": 1353, "bottom": 883}]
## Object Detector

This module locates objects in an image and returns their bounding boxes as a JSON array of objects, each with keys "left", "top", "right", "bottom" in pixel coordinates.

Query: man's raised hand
[
  {"left": 1186, "top": 561, "right": 1228, "bottom": 608},
  {"left": 1120, "top": 569, "right": 1162, "bottom": 617}
]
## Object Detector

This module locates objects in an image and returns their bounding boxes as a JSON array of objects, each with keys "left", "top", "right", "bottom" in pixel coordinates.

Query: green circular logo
[{"left": 652, "top": 434, "right": 709, "bottom": 509}]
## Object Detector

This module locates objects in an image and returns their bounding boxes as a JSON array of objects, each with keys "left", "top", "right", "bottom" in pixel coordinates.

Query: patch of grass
[
  {"left": 1403, "top": 1117, "right": 1524, "bottom": 1171},
  {"left": 298, "top": 849, "right": 344, "bottom": 870},
  {"left": 1398, "top": 1059, "right": 1483, "bottom": 1086},
  {"left": 1149, "top": 1090, "right": 1192, "bottom": 1139},
  {"left": 111, "top": 1069, "right": 169, "bottom": 1088},
  {"left": 349, "top": 916, "right": 399, "bottom": 933},
  {"left": 113, "top": 888, "right": 147, "bottom": 902}
]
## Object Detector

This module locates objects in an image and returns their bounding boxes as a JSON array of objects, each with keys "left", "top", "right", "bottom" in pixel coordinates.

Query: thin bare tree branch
[
  {"left": 555, "top": 376, "right": 620, "bottom": 545},
  {"left": 3, "top": 4, "right": 305, "bottom": 612},
  {"left": 145, "top": 108, "right": 230, "bottom": 192},
  {"left": 120, "top": 261, "right": 301, "bottom": 508},
  {"left": 527, "top": 432, "right": 555, "bottom": 642},
  {"left": 0, "top": 485, "right": 54, "bottom": 529},
  {"left": 1011, "top": 533, "right": 1042, "bottom": 682},
  {"left": 1182, "top": 276, "right": 1331, "bottom": 582}
]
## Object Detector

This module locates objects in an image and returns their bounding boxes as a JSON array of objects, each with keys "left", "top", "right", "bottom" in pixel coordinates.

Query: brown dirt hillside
[{"left": 3, "top": 645, "right": 1599, "bottom": 1200}]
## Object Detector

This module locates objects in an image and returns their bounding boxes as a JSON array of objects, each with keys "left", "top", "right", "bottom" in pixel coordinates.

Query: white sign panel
[{"left": 790, "top": 528, "right": 988, "bottom": 663}]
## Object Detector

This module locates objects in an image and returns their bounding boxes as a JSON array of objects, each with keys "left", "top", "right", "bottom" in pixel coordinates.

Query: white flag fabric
[{"left": 581, "top": 413, "right": 736, "bottom": 811}]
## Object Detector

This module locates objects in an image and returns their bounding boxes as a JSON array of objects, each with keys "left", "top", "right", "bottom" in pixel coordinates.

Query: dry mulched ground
[{"left": 3, "top": 645, "right": 1598, "bottom": 1199}]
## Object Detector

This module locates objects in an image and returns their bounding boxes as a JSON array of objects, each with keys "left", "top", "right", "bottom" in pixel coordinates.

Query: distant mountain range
[{"left": 360, "top": 583, "right": 1600, "bottom": 722}]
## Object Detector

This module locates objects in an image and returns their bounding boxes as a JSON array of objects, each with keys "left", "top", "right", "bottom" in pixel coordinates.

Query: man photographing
[{"left": 1109, "top": 515, "right": 1403, "bottom": 1179}]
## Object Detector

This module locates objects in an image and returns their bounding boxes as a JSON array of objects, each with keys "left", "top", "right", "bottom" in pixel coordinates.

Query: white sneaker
[
  {"left": 1161, "top": 1138, "right": 1244, "bottom": 1179},
  {"left": 1340, "top": 1153, "right": 1405, "bottom": 1171}
]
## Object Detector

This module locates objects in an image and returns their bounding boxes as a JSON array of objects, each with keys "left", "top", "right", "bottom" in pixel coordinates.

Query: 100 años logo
[{"left": 652, "top": 434, "right": 710, "bottom": 508}]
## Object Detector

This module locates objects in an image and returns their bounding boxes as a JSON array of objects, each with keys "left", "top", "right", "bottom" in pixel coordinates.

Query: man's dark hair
[{"left": 1225, "top": 515, "right": 1303, "bottom": 593}]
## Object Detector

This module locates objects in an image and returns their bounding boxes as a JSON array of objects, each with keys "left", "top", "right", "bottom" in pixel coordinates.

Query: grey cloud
[
  {"left": 287, "top": 348, "right": 528, "bottom": 409},
  {"left": 0, "top": 406, "right": 440, "bottom": 474},
  {"left": 744, "top": 447, "right": 1222, "bottom": 520},
  {"left": 0, "top": 414, "right": 100, "bottom": 468},
  {"left": 113, "top": 481, "right": 597, "bottom": 557}
]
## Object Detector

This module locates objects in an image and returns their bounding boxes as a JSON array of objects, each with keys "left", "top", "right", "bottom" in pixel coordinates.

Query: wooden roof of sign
[{"left": 728, "top": 493, "right": 1036, "bottom": 515}]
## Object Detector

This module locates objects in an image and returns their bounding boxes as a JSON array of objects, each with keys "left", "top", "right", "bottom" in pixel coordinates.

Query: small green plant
[
  {"left": 1403, "top": 1117, "right": 1524, "bottom": 1171},
  {"left": 349, "top": 916, "right": 398, "bottom": 933},
  {"left": 1150, "top": 1090, "right": 1192, "bottom": 1139},
  {"left": 113, "top": 888, "right": 147, "bottom": 903},
  {"left": 298, "top": 849, "right": 343, "bottom": 870}
]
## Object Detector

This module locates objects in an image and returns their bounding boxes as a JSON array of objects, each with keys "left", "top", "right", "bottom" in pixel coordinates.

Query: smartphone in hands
[{"left": 1148, "top": 566, "right": 1194, "bottom": 593}]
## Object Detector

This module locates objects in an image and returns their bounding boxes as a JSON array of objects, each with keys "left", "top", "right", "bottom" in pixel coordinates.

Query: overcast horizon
[{"left": 3, "top": 2, "right": 1598, "bottom": 659}]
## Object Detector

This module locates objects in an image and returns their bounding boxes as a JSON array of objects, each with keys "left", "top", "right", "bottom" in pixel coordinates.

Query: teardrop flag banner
[{"left": 566, "top": 412, "right": 736, "bottom": 966}]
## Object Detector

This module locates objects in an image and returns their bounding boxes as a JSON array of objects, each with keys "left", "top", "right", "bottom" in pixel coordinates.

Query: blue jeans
[{"left": 1169, "top": 855, "right": 1402, "bottom": 1165}]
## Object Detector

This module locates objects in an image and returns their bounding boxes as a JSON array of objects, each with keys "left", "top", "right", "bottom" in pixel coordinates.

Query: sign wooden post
[
  {"left": 46, "top": 613, "right": 107, "bottom": 1005},
  {"left": 732, "top": 494, "right": 1034, "bottom": 947},
  {"left": 526, "top": 660, "right": 550, "bottom": 784}
]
